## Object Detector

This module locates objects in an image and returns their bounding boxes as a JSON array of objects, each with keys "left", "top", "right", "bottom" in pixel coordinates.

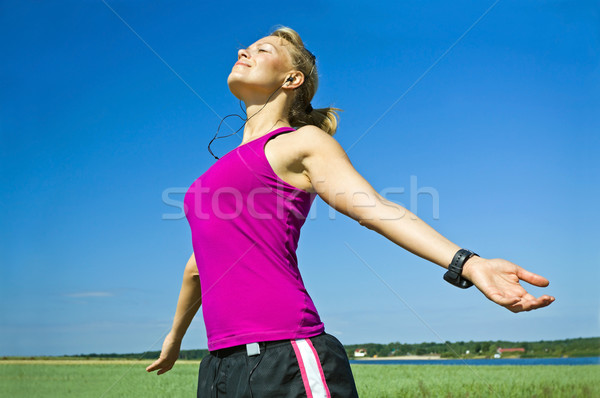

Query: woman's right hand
[{"left": 145, "top": 331, "right": 182, "bottom": 375}]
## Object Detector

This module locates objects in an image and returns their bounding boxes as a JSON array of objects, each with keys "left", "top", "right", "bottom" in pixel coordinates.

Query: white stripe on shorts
[{"left": 291, "top": 338, "right": 331, "bottom": 398}]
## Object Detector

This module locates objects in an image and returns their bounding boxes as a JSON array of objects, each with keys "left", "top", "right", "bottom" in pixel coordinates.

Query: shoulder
[{"left": 295, "top": 125, "right": 347, "bottom": 159}]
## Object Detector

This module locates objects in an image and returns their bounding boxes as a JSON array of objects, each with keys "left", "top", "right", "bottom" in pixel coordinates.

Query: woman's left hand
[
  {"left": 461, "top": 257, "right": 555, "bottom": 313},
  {"left": 146, "top": 331, "right": 182, "bottom": 375}
]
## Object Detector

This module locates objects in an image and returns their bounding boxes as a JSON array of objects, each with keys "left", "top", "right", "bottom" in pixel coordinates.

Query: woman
[{"left": 146, "top": 26, "right": 555, "bottom": 397}]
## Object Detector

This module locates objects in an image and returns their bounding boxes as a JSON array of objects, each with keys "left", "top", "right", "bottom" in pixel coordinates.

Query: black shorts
[{"left": 197, "top": 332, "right": 359, "bottom": 397}]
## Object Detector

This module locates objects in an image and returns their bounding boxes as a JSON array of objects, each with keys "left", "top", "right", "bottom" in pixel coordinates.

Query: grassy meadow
[{"left": 1, "top": 359, "right": 598, "bottom": 397}]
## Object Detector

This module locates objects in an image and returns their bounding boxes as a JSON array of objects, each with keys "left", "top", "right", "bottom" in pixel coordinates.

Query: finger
[
  {"left": 146, "top": 360, "right": 162, "bottom": 372},
  {"left": 516, "top": 267, "right": 549, "bottom": 287},
  {"left": 506, "top": 293, "right": 537, "bottom": 312},
  {"left": 527, "top": 295, "right": 555, "bottom": 309},
  {"left": 487, "top": 291, "right": 520, "bottom": 307},
  {"left": 510, "top": 295, "right": 555, "bottom": 312},
  {"left": 520, "top": 292, "right": 538, "bottom": 303}
]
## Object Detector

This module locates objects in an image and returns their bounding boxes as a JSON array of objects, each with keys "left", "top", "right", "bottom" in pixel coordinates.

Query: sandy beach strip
[{"left": 352, "top": 355, "right": 444, "bottom": 361}]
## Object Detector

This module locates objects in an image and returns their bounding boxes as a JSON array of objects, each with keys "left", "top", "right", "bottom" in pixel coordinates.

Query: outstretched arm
[
  {"left": 300, "top": 126, "right": 555, "bottom": 312},
  {"left": 146, "top": 252, "right": 202, "bottom": 375}
]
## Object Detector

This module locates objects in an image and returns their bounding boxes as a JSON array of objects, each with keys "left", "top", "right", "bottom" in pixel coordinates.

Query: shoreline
[
  {"left": 0, "top": 359, "right": 201, "bottom": 365},
  {"left": 352, "top": 355, "right": 444, "bottom": 361}
]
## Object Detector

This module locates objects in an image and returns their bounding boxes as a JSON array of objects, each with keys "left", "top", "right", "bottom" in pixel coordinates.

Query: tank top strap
[
  {"left": 245, "top": 125, "right": 297, "bottom": 162},
  {"left": 254, "top": 126, "right": 296, "bottom": 145},
  {"left": 240, "top": 125, "right": 314, "bottom": 196}
]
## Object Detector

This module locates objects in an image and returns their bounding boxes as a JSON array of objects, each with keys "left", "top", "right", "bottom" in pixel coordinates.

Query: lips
[{"left": 234, "top": 61, "right": 250, "bottom": 67}]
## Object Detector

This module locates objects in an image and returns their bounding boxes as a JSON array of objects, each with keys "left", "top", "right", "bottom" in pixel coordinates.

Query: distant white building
[
  {"left": 494, "top": 347, "right": 525, "bottom": 358},
  {"left": 354, "top": 348, "right": 367, "bottom": 357}
]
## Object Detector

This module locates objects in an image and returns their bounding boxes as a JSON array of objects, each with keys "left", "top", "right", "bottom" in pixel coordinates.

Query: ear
[{"left": 283, "top": 71, "right": 305, "bottom": 90}]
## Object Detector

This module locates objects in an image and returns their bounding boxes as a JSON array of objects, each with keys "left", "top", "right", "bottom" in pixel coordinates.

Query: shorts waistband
[{"left": 209, "top": 337, "right": 312, "bottom": 358}]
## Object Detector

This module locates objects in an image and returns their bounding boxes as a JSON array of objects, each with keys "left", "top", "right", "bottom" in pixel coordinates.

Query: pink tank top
[{"left": 184, "top": 127, "right": 324, "bottom": 351}]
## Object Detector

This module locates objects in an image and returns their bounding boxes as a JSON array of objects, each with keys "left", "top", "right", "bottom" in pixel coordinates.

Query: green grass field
[{"left": 1, "top": 360, "right": 598, "bottom": 397}]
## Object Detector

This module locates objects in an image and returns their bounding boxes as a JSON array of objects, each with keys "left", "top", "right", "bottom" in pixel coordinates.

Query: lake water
[{"left": 350, "top": 357, "right": 600, "bottom": 366}]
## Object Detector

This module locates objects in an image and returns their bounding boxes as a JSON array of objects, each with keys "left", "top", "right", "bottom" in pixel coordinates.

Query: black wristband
[{"left": 443, "top": 249, "right": 478, "bottom": 289}]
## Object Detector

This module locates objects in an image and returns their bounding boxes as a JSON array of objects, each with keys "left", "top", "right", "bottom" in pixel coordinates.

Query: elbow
[
  {"left": 357, "top": 214, "right": 378, "bottom": 231},
  {"left": 187, "top": 271, "right": 200, "bottom": 280},
  {"left": 184, "top": 268, "right": 200, "bottom": 280},
  {"left": 351, "top": 193, "right": 382, "bottom": 231},
  {"left": 355, "top": 195, "right": 407, "bottom": 231},
  {"left": 184, "top": 253, "right": 199, "bottom": 279}
]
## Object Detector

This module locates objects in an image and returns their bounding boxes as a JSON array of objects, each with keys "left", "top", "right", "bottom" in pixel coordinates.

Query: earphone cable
[{"left": 208, "top": 82, "right": 286, "bottom": 160}]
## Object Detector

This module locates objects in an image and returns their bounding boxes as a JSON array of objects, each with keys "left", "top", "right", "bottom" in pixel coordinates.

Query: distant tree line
[
  {"left": 66, "top": 348, "right": 210, "bottom": 360},
  {"left": 59, "top": 337, "right": 598, "bottom": 360},
  {"left": 344, "top": 337, "right": 600, "bottom": 359}
]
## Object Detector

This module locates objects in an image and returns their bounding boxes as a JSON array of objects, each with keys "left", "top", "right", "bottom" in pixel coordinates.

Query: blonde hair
[{"left": 269, "top": 26, "right": 342, "bottom": 136}]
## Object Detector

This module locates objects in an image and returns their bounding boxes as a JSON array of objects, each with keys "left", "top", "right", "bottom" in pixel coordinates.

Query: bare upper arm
[{"left": 299, "top": 125, "right": 382, "bottom": 223}]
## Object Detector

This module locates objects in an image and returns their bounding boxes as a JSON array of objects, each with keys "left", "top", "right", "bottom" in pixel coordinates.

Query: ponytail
[
  {"left": 269, "top": 25, "right": 343, "bottom": 136},
  {"left": 289, "top": 106, "right": 342, "bottom": 136}
]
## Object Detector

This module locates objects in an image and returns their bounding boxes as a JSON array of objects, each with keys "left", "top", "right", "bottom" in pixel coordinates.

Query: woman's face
[{"left": 227, "top": 36, "right": 295, "bottom": 99}]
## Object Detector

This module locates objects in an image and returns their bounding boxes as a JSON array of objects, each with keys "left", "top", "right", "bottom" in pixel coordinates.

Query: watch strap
[{"left": 443, "top": 249, "right": 478, "bottom": 289}]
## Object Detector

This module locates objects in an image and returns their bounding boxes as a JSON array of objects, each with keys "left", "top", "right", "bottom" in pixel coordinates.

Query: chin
[
  {"left": 227, "top": 77, "right": 245, "bottom": 100},
  {"left": 227, "top": 73, "right": 259, "bottom": 101}
]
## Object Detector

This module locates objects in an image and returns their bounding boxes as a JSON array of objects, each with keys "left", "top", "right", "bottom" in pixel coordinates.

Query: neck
[{"left": 239, "top": 91, "right": 291, "bottom": 144}]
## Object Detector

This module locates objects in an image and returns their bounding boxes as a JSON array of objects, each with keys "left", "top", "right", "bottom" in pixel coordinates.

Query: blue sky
[{"left": 1, "top": 1, "right": 598, "bottom": 356}]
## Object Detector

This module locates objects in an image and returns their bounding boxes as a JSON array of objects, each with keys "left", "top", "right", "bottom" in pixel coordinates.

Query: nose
[{"left": 238, "top": 48, "right": 250, "bottom": 60}]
